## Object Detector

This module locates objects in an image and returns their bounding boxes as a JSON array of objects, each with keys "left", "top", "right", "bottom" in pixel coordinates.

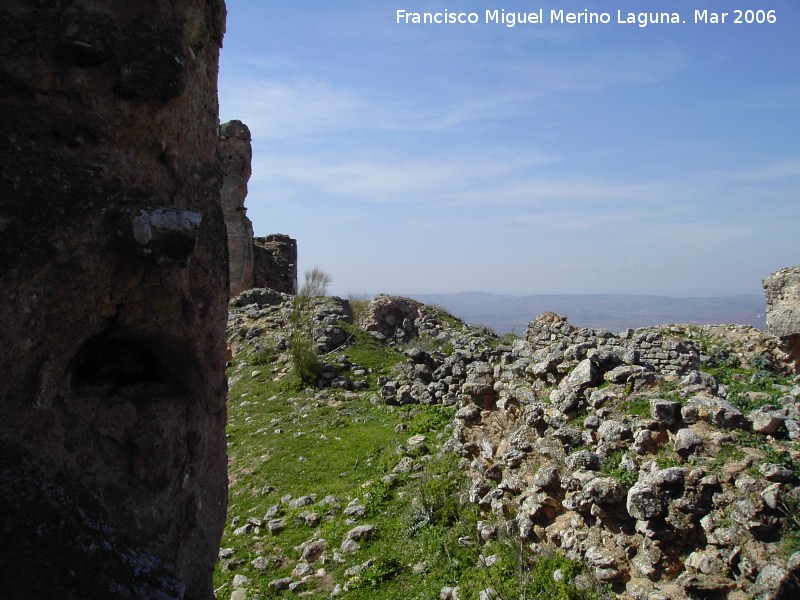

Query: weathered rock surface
[
  {"left": 765, "top": 266, "right": 800, "bottom": 373},
  {"left": 219, "top": 118, "right": 297, "bottom": 297},
  {"left": 253, "top": 234, "right": 297, "bottom": 295},
  {"left": 220, "top": 119, "right": 254, "bottom": 297},
  {"left": 0, "top": 1, "right": 228, "bottom": 597},
  {"left": 447, "top": 314, "right": 800, "bottom": 599}
]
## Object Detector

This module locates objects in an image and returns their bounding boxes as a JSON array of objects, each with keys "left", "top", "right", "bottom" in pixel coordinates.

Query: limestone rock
[
  {"left": 627, "top": 483, "right": 668, "bottom": 520},
  {"left": 681, "top": 395, "right": 747, "bottom": 429},
  {"left": 764, "top": 266, "right": 800, "bottom": 372},
  {"left": 673, "top": 428, "right": 703, "bottom": 455}
]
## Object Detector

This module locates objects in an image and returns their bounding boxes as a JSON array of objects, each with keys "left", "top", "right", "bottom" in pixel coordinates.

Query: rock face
[
  {"left": 218, "top": 117, "right": 297, "bottom": 297},
  {"left": 765, "top": 266, "right": 800, "bottom": 373},
  {"left": 253, "top": 234, "right": 298, "bottom": 294},
  {"left": 0, "top": 2, "right": 228, "bottom": 598},
  {"left": 220, "top": 120, "right": 255, "bottom": 297}
]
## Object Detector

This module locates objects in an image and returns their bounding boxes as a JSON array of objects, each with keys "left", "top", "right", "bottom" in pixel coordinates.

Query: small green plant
[
  {"left": 621, "top": 396, "right": 651, "bottom": 418},
  {"left": 777, "top": 490, "right": 800, "bottom": 558},
  {"left": 655, "top": 450, "right": 681, "bottom": 469},
  {"left": 350, "top": 557, "right": 403, "bottom": 591},
  {"left": 474, "top": 537, "right": 607, "bottom": 600},
  {"left": 407, "top": 452, "right": 465, "bottom": 531},
  {"left": 400, "top": 335, "right": 455, "bottom": 356},
  {"left": 567, "top": 409, "right": 589, "bottom": 427},
  {"left": 707, "top": 442, "right": 745, "bottom": 470},
  {"left": 404, "top": 405, "right": 455, "bottom": 436},
  {"left": 426, "top": 304, "right": 466, "bottom": 329},
  {"left": 347, "top": 292, "right": 371, "bottom": 326},
  {"left": 780, "top": 530, "right": 800, "bottom": 560},
  {"left": 286, "top": 334, "right": 320, "bottom": 390},
  {"left": 250, "top": 345, "right": 278, "bottom": 366},
  {"left": 600, "top": 450, "right": 638, "bottom": 486},
  {"left": 286, "top": 294, "right": 322, "bottom": 390},
  {"left": 764, "top": 447, "right": 800, "bottom": 480},
  {"left": 497, "top": 332, "right": 520, "bottom": 346},
  {"left": 336, "top": 321, "right": 405, "bottom": 388},
  {"left": 705, "top": 346, "right": 741, "bottom": 370}
]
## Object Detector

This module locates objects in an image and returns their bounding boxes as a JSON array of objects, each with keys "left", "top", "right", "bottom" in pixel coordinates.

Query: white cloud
[{"left": 219, "top": 78, "right": 375, "bottom": 139}]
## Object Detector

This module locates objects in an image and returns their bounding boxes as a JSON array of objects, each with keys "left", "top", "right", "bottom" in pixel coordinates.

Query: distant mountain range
[{"left": 407, "top": 292, "right": 766, "bottom": 335}]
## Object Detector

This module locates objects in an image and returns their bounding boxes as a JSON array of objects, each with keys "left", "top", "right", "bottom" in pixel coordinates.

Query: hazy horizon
[{"left": 407, "top": 290, "right": 766, "bottom": 334}]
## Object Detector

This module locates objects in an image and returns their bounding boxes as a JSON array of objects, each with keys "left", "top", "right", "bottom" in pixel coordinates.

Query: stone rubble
[{"left": 222, "top": 290, "right": 800, "bottom": 598}]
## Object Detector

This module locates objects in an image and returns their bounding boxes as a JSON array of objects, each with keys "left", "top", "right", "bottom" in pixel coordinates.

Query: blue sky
[{"left": 218, "top": 1, "right": 799, "bottom": 297}]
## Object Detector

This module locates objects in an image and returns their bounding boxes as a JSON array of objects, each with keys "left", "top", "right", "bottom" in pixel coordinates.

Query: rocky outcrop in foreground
[
  {"left": 765, "top": 266, "right": 800, "bottom": 373},
  {"left": 0, "top": 2, "right": 228, "bottom": 597}
]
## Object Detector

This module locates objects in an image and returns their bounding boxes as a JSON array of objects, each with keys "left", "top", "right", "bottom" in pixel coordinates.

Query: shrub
[
  {"left": 350, "top": 557, "right": 403, "bottom": 591},
  {"left": 406, "top": 452, "right": 465, "bottom": 532},
  {"left": 347, "top": 293, "right": 371, "bottom": 326},
  {"left": 288, "top": 334, "right": 320, "bottom": 390},
  {"left": 299, "top": 266, "right": 332, "bottom": 298},
  {"left": 600, "top": 450, "right": 638, "bottom": 487},
  {"left": 286, "top": 294, "right": 321, "bottom": 390},
  {"left": 475, "top": 538, "right": 608, "bottom": 600},
  {"left": 250, "top": 345, "right": 278, "bottom": 366}
]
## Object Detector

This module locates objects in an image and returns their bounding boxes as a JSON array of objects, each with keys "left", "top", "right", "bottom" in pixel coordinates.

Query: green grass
[
  {"left": 218, "top": 346, "right": 479, "bottom": 599},
  {"left": 705, "top": 442, "right": 745, "bottom": 471},
  {"left": 600, "top": 450, "right": 638, "bottom": 487},
  {"left": 460, "top": 539, "right": 609, "bottom": 600},
  {"left": 699, "top": 344, "right": 793, "bottom": 413},
  {"left": 219, "top": 334, "right": 610, "bottom": 599},
  {"left": 620, "top": 397, "right": 651, "bottom": 418},
  {"left": 335, "top": 321, "right": 405, "bottom": 388}
]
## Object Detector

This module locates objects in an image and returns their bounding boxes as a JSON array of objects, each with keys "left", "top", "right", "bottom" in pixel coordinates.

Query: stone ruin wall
[
  {"left": 764, "top": 265, "right": 800, "bottom": 373},
  {"left": 219, "top": 119, "right": 254, "bottom": 296},
  {"left": 253, "top": 234, "right": 298, "bottom": 294},
  {"left": 0, "top": 1, "right": 228, "bottom": 598},
  {"left": 525, "top": 312, "right": 700, "bottom": 375},
  {"left": 219, "top": 120, "right": 297, "bottom": 297}
]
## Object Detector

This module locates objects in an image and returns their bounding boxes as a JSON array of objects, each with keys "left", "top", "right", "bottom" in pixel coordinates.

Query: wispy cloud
[
  {"left": 733, "top": 158, "right": 800, "bottom": 182},
  {"left": 219, "top": 77, "right": 375, "bottom": 139},
  {"left": 250, "top": 151, "right": 560, "bottom": 203},
  {"left": 220, "top": 46, "right": 690, "bottom": 143},
  {"left": 506, "top": 50, "right": 690, "bottom": 93}
]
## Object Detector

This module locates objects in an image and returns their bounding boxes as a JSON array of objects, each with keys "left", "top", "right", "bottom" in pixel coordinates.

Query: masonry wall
[{"left": 525, "top": 312, "right": 700, "bottom": 375}]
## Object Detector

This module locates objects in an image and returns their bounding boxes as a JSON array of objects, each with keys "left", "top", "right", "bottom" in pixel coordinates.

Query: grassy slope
[
  {"left": 215, "top": 306, "right": 600, "bottom": 599},
  {"left": 218, "top": 316, "right": 468, "bottom": 598}
]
